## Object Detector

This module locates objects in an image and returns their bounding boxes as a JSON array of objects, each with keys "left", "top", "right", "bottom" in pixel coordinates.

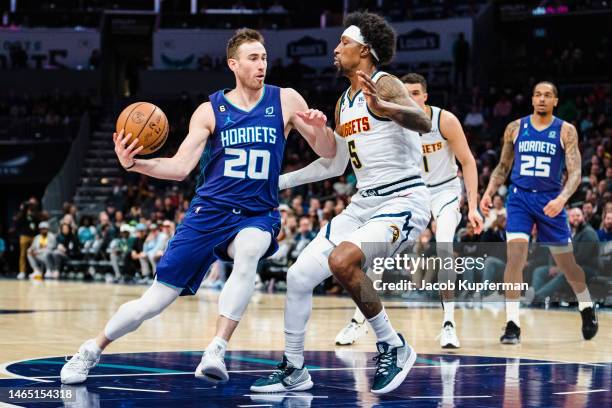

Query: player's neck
[
  {"left": 347, "top": 64, "right": 377, "bottom": 95},
  {"left": 530, "top": 112, "right": 554, "bottom": 128},
  {"left": 226, "top": 84, "right": 265, "bottom": 111}
]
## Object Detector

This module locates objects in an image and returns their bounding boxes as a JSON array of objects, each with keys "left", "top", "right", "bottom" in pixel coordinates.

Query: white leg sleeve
[
  {"left": 103, "top": 280, "right": 181, "bottom": 340},
  {"left": 218, "top": 228, "right": 271, "bottom": 321},
  {"left": 436, "top": 205, "right": 461, "bottom": 287},
  {"left": 284, "top": 236, "right": 333, "bottom": 365}
]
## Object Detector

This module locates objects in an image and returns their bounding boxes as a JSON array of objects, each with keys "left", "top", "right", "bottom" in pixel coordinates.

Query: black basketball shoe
[
  {"left": 580, "top": 307, "right": 598, "bottom": 340},
  {"left": 500, "top": 321, "right": 521, "bottom": 344}
]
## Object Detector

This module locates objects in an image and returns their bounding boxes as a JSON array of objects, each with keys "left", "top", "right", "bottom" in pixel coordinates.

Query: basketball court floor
[{"left": 0, "top": 279, "right": 610, "bottom": 407}]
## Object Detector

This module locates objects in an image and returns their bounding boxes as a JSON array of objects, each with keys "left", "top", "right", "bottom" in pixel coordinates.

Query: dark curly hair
[{"left": 344, "top": 11, "right": 396, "bottom": 66}]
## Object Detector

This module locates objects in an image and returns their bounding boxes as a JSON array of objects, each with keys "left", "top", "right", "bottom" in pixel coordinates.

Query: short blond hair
[{"left": 226, "top": 28, "right": 264, "bottom": 60}]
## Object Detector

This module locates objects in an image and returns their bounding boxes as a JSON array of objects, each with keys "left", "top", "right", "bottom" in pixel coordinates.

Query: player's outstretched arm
[
  {"left": 441, "top": 110, "right": 483, "bottom": 233},
  {"left": 279, "top": 132, "right": 349, "bottom": 189},
  {"left": 114, "top": 103, "right": 213, "bottom": 181},
  {"left": 543, "top": 122, "right": 581, "bottom": 217},
  {"left": 480, "top": 119, "right": 519, "bottom": 216},
  {"left": 356, "top": 71, "right": 431, "bottom": 133},
  {"left": 282, "top": 87, "right": 336, "bottom": 158}
]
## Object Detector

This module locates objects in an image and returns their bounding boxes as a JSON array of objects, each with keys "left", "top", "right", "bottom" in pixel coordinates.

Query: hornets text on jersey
[{"left": 197, "top": 84, "right": 286, "bottom": 212}]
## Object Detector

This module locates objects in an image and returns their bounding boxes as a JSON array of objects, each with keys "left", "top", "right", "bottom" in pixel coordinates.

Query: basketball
[{"left": 116, "top": 102, "right": 169, "bottom": 155}]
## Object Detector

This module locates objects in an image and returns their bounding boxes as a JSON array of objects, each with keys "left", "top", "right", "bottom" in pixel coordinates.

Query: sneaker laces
[
  {"left": 372, "top": 348, "right": 394, "bottom": 377},
  {"left": 266, "top": 360, "right": 292, "bottom": 381},
  {"left": 64, "top": 352, "right": 96, "bottom": 374}
]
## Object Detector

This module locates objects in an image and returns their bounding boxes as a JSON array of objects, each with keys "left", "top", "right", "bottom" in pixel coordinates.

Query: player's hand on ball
[
  {"left": 479, "top": 194, "right": 492, "bottom": 217},
  {"left": 296, "top": 109, "right": 327, "bottom": 128},
  {"left": 543, "top": 197, "right": 565, "bottom": 218},
  {"left": 113, "top": 129, "right": 144, "bottom": 169},
  {"left": 357, "top": 70, "right": 383, "bottom": 111},
  {"left": 468, "top": 209, "right": 484, "bottom": 234}
]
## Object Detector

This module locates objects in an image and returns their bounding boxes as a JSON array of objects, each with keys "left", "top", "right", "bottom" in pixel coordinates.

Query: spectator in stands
[
  {"left": 290, "top": 216, "right": 316, "bottom": 261},
  {"left": 90, "top": 211, "right": 115, "bottom": 260},
  {"left": 291, "top": 195, "right": 304, "bottom": 216},
  {"left": 50, "top": 222, "right": 80, "bottom": 279},
  {"left": 77, "top": 215, "right": 96, "bottom": 253},
  {"left": 109, "top": 224, "right": 134, "bottom": 283},
  {"left": 333, "top": 175, "right": 353, "bottom": 196},
  {"left": 598, "top": 211, "right": 612, "bottom": 242},
  {"left": 127, "top": 223, "right": 147, "bottom": 279},
  {"left": 14, "top": 199, "right": 40, "bottom": 280},
  {"left": 582, "top": 201, "right": 601, "bottom": 229},
  {"left": 528, "top": 207, "right": 599, "bottom": 303},
  {"left": 26, "top": 221, "right": 56, "bottom": 280}
]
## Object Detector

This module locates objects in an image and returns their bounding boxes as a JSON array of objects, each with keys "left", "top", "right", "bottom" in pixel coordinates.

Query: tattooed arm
[
  {"left": 356, "top": 70, "right": 431, "bottom": 133},
  {"left": 480, "top": 119, "right": 519, "bottom": 216},
  {"left": 543, "top": 122, "right": 581, "bottom": 218}
]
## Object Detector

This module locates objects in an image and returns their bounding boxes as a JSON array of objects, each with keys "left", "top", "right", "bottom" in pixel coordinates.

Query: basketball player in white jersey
[
  {"left": 335, "top": 73, "right": 483, "bottom": 349},
  {"left": 250, "top": 12, "right": 432, "bottom": 395}
]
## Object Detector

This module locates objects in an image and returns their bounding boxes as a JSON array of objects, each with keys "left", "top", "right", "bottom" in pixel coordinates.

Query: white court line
[
  {"left": 24, "top": 360, "right": 610, "bottom": 380},
  {"left": 0, "top": 402, "right": 25, "bottom": 408},
  {"left": 554, "top": 389, "right": 609, "bottom": 395},
  {"left": 411, "top": 395, "right": 491, "bottom": 399},
  {"left": 243, "top": 395, "right": 328, "bottom": 398},
  {"left": 237, "top": 405, "right": 273, "bottom": 407},
  {"left": 98, "top": 386, "right": 169, "bottom": 393}
]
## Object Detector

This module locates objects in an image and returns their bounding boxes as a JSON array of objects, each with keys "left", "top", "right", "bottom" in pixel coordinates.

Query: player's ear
[
  {"left": 227, "top": 58, "right": 238, "bottom": 72},
  {"left": 424, "top": 93, "right": 429, "bottom": 103},
  {"left": 360, "top": 45, "right": 370, "bottom": 59}
]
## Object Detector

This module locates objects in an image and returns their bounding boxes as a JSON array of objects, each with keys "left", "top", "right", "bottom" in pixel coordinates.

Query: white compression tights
[
  {"left": 284, "top": 242, "right": 333, "bottom": 364},
  {"left": 104, "top": 280, "right": 182, "bottom": 341},
  {"left": 219, "top": 227, "right": 271, "bottom": 321},
  {"left": 103, "top": 228, "right": 271, "bottom": 340}
]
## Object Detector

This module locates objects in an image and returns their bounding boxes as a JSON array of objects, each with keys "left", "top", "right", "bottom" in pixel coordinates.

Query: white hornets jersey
[
  {"left": 419, "top": 105, "right": 459, "bottom": 189},
  {"left": 338, "top": 71, "right": 423, "bottom": 190}
]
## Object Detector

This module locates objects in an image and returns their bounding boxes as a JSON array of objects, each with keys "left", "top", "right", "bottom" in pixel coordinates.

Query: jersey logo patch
[
  {"left": 390, "top": 225, "right": 400, "bottom": 243},
  {"left": 224, "top": 115, "right": 236, "bottom": 127},
  {"left": 265, "top": 106, "right": 275, "bottom": 117},
  {"left": 548, "top": 131, "right": 556, "bottom": 139}
]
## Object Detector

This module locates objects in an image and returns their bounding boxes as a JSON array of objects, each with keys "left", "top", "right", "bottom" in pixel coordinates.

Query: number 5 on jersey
[
  {"left": 348, "top": 140, "right": 363, "bottom": 169},
  {"left": 224, "top": 148, "right": 270, "bottom": 179}
]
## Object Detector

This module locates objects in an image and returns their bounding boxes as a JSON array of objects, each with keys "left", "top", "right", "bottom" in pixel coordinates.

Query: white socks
[
  {"left": 442, "top": 301, "right": 455, "bottom": 325},
  {"left": 506, "top": 300, "right": 520, "bottom": 326},
  {"left": 81, "top": 339, "right": 102, "bottom": 358},
  {"left": 284, "top": 329, "right": 306, "bottom": 368},
  {"left": 367, "top": 308, "right": 402, "bottom": 347},
  {"left": 206, "top": 336, "right": 228, "bottom": 357},
  {"left": 576, "top": 289, "right": 593, "bottom": 311}
]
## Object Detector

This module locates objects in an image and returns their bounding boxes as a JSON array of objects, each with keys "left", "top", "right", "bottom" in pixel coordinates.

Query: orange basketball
[{"left": 116, "top": 102, "right": 169, "bottom": 155}]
